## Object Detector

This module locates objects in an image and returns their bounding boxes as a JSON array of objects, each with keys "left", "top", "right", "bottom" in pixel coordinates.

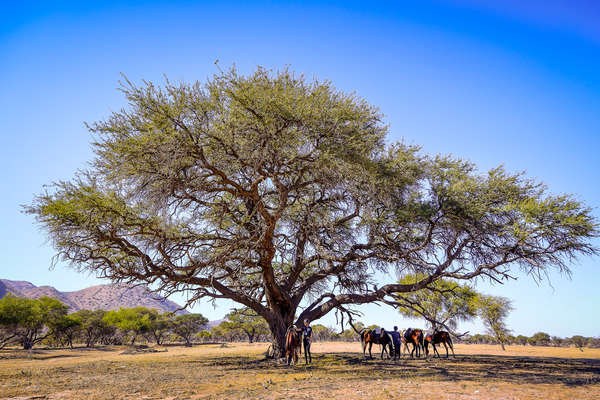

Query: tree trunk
[
  {"left": 266, "top": 310, "right": 295, "bottom": 359},
  {"left": 22, "top": 335, "right": 34, "bottom": 350},
  {"left": 269, "top": 323, "right": 288, "bottom": 359}
]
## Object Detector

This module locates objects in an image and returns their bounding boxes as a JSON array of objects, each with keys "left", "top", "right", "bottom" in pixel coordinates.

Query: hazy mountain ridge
[{"left": 0, "top": 279, "right": 189, "bottom": 315}]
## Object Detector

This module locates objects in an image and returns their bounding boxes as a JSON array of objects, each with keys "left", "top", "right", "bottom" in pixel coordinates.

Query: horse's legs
[
  {"left": 369, "top": 342, "right": 374, "bottom": 359},
  {"left": 382, "top": 341, "right": 390, "bottom": 360},
  {"left": 448, "top": 339, "right": 455, "bottom": 357}
]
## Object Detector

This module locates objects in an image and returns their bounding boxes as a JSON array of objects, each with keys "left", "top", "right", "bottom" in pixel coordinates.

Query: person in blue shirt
[
  {"left": 301, "top": 319, "right": 313, "bottom": 364},
  {"left": 390, "top": 326, "right": 402, "bottom": 360}
]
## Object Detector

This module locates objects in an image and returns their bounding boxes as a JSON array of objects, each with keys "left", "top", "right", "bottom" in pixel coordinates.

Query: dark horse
[
  {"left": 360, "top": 328, "right": 393, "bottom": 359},
  {"left": 285, "top": 326, "right": 301, "bottom": 365},
  {"left": 403, "top": 328, "right": 424, "bottom": 358},
  {"left": 424, "top": 330, "right": 455, "bottom": 358}
]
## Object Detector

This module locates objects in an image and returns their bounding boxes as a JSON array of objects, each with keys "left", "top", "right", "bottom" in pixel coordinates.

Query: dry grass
[{"left": 1, "top": 342, "right": 599, "bottom": 399}]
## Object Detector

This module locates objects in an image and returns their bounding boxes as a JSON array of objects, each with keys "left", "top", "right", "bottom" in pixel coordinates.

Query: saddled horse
[
  {"left": 403, "top": 328, "right": 424, "bottom": 358},
  {"left": 285, "top": 326, "right": 301, "bottom": 365},
  {"left": 424, "top": 330, "right": 455, "bottom": 358},
  {"left": 360, "top": 328, "right": 394, "bottom": 359}
]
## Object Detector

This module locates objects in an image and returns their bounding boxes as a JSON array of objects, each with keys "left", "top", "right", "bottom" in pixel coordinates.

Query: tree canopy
[
  {"left": 393, "top": 274, "right": 479, "bottom": 333},
  {"left": 219, "top": 308, "right": 270, "bottom": 343},
  {"left": 0, "top": 295, "right": 68, "bottom": 349},
  {"left": 26, "top": 66, "right": 599, "bottom": 356},
  {"left": 477, "top": 295, "right": 513, "bottom": 350}
]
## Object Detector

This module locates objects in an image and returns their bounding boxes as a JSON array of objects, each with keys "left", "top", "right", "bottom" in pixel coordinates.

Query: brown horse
[
  {"left": 424, "top": 330, "right": 455, "bottom": 358},
  {"left": 403, "top": 328, "right": 424, "bottom": 358},
  {"left": 285, "top": 326, "right": 301, "bottom": 365},
  {"left": 360, "top": 328, "right": 393, "bottom": 359}
]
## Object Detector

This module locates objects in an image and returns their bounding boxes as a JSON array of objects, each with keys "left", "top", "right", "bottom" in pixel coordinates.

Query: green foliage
[
  {"left": 24, "top": 65, "right": 599, "bottom": 355},
  {"left": 146, "top": 310, "right": 175, "bottom": 345},
  {"left": 394, "top": 274, "right": 479, "bottom": 331},
  {"left": 528, "top": 332, "right": 551, "bottom": 346},
  {"left": 0, "top": 295, "right": 68, "bottom": 349},
  {"left": 219, "top": 308, "right": 269, "bottom": 343},
  {"left": 569, "top": 335, "right": 587, "bottom": 350},
  {"left": 310, "top": 324, "right": 337, "bottom": 341},
  {"left": 103, "top": 307, "right": 153, "bottom": 345},
  {"left": 49, "top": 313, "right": 82, "bottom": 348},
  {"left": 72, "top": 309, "right": 110, "bottom": 347},
  {"left": 476, "top": 295, "right": 513, "bottom": 350},
  {"left": 172, "top": 314, "right": 208, "bottom": 345},
  {"left": 514, "top": 335, "right": 529, "bottom": 345}
]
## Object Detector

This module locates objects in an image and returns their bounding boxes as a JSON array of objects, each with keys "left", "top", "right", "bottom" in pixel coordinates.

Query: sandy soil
[{"left": 1, "top": 342, "right": 599, "bottom": 399}]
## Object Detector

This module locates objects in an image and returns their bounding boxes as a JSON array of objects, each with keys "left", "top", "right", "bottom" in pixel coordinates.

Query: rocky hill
[{"left": 0, "top": 279, "right": 188, "bottom": 315}]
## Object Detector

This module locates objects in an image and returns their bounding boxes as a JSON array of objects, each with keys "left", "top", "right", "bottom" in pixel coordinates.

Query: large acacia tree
[{"left": 27, "top": 67, "right": 598, "bottom": 357}]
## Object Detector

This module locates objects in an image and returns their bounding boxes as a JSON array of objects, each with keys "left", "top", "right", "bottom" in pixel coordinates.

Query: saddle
[{"left": 373, "top": 328, "right": 385, "bottom": 338}]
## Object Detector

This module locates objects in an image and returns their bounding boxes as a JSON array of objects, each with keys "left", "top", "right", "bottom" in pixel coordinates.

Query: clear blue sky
[{"left": 1, "top": 0, "right": 599, "bottom": 337}]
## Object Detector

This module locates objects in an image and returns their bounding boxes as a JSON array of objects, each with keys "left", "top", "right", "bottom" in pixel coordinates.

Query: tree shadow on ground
[{"left": 193, "top": 352, "right": 600, "bottom": 387}]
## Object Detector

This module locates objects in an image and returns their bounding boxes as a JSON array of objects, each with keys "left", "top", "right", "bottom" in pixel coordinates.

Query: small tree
[
  {"left": 477, "top": 295, "right": 513, "bottom": 350},
  {"left": 311, "top": 324, "right": 335, "bottom": 341},
  {"left": 569, "top": 335, "right": 586, "bottom": 351},
  {"left": 172, "top": 314, "right": 208, "bottom": 346},
  {"left": 103, "top": 307, "right": 153, "bottom": 345},
  {"left": 146, "top": 311, "right": 175, "bottom": 345},
  {"left": 99, "top": 323, "right": 121, "bottom": 345},
  {"left": 0, "top": 295, "right": 20, "bottom": 349},
  {"left": 195, "top": 330, "right": 212, "bottom": 343},
  {"left": 219, "top": 308, "right": 269, "bottom": 343},
  {"left": 514, "top": 335, "right": 529, "bottom": 346},
  {"left": 394, "top": 275, "right": 479, "bottom": 333},
  {"left": 529, "top": 332, "right": 551, "bottom": 346},
  {"left": 50, "top": 314, "right": 82, "bottom": 348},
  {"left": 550, "top": 336, "right": 564, "bottom": 348},
  {"left": 73, "top": 309, "right": 109, "bottom": 347},
  {"left": 0, "top": 296, "right": 68, "bottom": 349}
]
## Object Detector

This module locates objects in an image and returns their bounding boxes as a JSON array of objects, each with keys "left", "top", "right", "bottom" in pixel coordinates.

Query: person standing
[
  {"left": 390, "top": 326, "right": 402, "bottom": 360},
  {"left": 301, "top": 318, "right": 313, "bottom": 364}
]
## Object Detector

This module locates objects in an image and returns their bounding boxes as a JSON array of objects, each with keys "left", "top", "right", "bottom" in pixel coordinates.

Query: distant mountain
[{"left": 0, "top": 279, "right": 189, "bottom": 315}]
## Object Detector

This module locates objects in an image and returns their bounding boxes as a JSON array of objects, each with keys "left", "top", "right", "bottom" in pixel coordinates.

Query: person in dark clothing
[
  {"left": 301, "top": 319, "right": 313, "bottom": 364},
  {"left": 390, "top": 326, "right": 402, "bottom": 360}
]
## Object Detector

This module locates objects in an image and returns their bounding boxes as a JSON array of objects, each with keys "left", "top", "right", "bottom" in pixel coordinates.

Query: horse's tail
[
  {"left": 359, "top": 329, "right": 366, "bottom": 344},
  {"left": 285, "top": 325, "right": 296, "bottom": 351},
  {"left": 386, "top": 332, "right": 395, "bottom": 352},
  {"left": 285, "top": 329, "right": 292, "bottom": 351}
]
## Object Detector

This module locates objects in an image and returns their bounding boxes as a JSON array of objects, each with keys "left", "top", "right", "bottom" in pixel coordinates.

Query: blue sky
[{"left": 1, "top": 1, "right": 598, "bottom": 337}]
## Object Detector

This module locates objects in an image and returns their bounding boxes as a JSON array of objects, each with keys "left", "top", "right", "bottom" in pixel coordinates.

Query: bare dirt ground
[{"left": 1, "top": 342, "right": 599, "bottom": 399}]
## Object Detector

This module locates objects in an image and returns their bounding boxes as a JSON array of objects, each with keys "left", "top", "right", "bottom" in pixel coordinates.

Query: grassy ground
[{"left": 1, "top": 342, "right": 599, "bottom": 399}]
